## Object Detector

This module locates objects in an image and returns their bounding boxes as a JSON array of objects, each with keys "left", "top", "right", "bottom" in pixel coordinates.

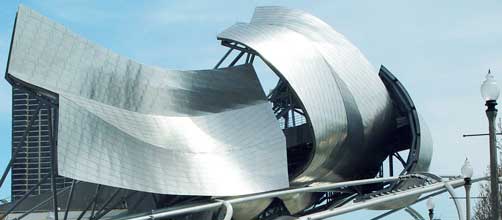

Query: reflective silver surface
[
  {"left": 7, "top": 5, "right": 289, "bottom": 196},
  {"left": 413, "top": 115, "right": 433, "bottom": 173},
  {"left": 5, "top": 5, "right": 434, "bottom": 217},
  {"left": 369, "top": 116, "right": 434, "bottom": 210},
  {"left": 218, "top": 6, "right": 394, "bottom": 184}
]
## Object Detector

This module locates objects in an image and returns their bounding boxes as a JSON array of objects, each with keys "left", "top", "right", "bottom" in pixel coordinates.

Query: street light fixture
[
  {"left": 426, "top": 197, "right": 435, "bottom": 220},
  {"left": 461, "top": 158, "right": 473, "bottom": 220},
  {"left": 481, "top": 69, "right": 501, "bottom": 220},
  {"left": 481, "top": 70, "right": 500, "bottom": 101}
]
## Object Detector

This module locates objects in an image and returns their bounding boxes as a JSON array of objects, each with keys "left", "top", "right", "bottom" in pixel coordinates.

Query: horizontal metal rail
[
  {"left": 371, "top": 175, "right": 493, "bottom": 220},
  {"left": 462, "top": 132, "right": 502, "bottom": 137},
  {"left": 118, "top": 176, "right": 403, "bottom": 220},
  {"left": 298, "top": 176, "right": 489, "bottom": 220}
]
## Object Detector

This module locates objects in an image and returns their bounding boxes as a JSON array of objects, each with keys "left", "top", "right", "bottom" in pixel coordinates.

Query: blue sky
[{"left": 0, "top": 0, "right": 501, "bottom": 219}]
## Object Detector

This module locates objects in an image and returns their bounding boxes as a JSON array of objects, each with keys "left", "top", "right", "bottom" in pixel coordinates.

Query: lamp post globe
[
  {"left": 481, "top": 69, "right": 500, "bottom": 220},
  {"left": 462, "top": 158, "right": 473, "bottom": 220},
  {"left": 426, "top": 197, "right": 435, "bottom": 210},
  {"left": 426, "top": 198, "right": 434, "bottom": 220},
  {"left": 481, "top": 69, "right": 500, "bottom": 101},
  {"left": 461, "top": 158, "right": 473, "bottom": 179}
]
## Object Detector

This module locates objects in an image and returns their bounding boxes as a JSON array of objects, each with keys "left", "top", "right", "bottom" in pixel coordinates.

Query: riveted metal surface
[{"left": 6, "top": 5, "right": 289, "bottom": 196}]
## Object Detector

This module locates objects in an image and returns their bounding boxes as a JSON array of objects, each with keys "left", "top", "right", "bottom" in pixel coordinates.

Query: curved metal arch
[
  {"left": 404, "top": 207, "right": 426, "bottom": 220},
  {"left": 217, "top": 6, "right": 433, "bottom": 216},
  {"left": 378, "top": 66, "right": 433, "bottom": 175},
  {"left": 218, "top": 6, "right": 395, "bottom": 186}
]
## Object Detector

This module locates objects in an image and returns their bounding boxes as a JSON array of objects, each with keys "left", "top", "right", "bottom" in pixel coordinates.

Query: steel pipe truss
[{"left": 214, "top": 41, "right": 256, "bottom": 69}]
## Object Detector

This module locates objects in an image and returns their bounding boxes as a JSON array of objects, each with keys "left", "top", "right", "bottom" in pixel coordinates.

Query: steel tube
[
  {"left": 89, "top": 185, "right": 102, "bottom": 219},
  {"left": 1, "top": 173, "right": 50, "bottom": 218},
  {"left": 48, "top": 106, "right": 59, "bottom": 220},
  {"left": 215, "top": 200, "right": 233, "bottom": 220},
  {"left": 0, "top": 104, "right": 43, "bottom": 189},
  {"left": 92, "top": 188, "right": 121, "bottom": 219},
  {"left": 444, "top": 181, "right": 465, "bottom": 220},
  {"left": 213, "top": 47, "right": 233, "bottom": 69},
  {"left": 371, "top": 176, "right": 490, "bottom": 220},
  {"left": 462, "top": 132, "right": 502, "bottom": 137},
  {"left": 63, "top": 180, "right": 77, "bottom": 220},
  {"left": 228, "top": 176, "right": 401, "bottom": 204},
  {"left": 298, "top": 178, "right": 471, "bottom": 220},
  {"left": 120, "top": 176, "right": 402, "bottom": 220},
  {"left": 76, "top": 185, "right": 101, "bottom": 220},
  {"left": 14, "top": 183, "right": 78, "bottom": 220},
  {"left": 228, "top": 51, "right": 245, "bottom": 67},
  {"left": 404, "top": 207, "right": 425, "bottom": 220},
  {"left": 92, "top": 191, "right": 138, "bottom": 220},
  {"left": 465, "top": 178, "right": 471, "bottom": 220}
]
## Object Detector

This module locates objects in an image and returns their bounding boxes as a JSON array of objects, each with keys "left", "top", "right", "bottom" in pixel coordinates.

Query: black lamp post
[{"left": 481, "top": 69, "right": 500, "bottom": 220}]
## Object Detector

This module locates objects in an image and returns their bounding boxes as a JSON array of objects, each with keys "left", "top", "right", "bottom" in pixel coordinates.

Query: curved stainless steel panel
[
  {"left": 231, "top": 198, "right": 272, "bottom": 220},
  {"left": 250, "top": 7, "right": 393, "bottom": 141},
  {"left": 7, "top": 5, "right": 289, "bottom": 196},
  {"left": 368, "top": 67, "right": 434, "bottom": 210},
  {"left": 280, "top": 192, "right": 320, "bottom": 215},
  {"left": 413, "top": 115, "right": 433, "bottom": 172},
  {"left": 218, "top": 6, "right": 394, "bottom": 184}
]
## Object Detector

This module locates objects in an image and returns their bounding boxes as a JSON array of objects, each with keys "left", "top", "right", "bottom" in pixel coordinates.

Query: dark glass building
[{"left": 11, "top": 86, "right": 70, "bottom": 200}]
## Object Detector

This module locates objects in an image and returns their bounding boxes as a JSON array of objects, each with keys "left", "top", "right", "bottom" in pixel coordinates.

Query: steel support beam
[
  {"left": 245, "top": 53, "right": 250, "bottom": 64},
  {"left": 117, "top": 176, "right": 403, "bottom": 220},
  {"left": 213, "top": 47, "right": 234, "bottom": 69},
  {"left": 89, "top": 185, "right": 102, "bottom": 219},
  {"left": 92, "top": 191, "right": 138, "bottom": 220},
  {"left": 394, "top": 152, "right": 407, "bottom": 168},
  {"left": 378, "top": 165, "right": 383, "bottom": 178},
  {"left": 404, "top": 207, "right": 425, "bottom": 220},
  {"left": 389, "top": 155, "right": 394, "bottom": 176},
  {"left": 0, "top": 103, "right": 43, "bottom": 189},
  {"left": 76, "top": 185, "right": 101, "bottom": 220},
  {"left": 48, "top": 105, "right": 59, "bottom": 220},
  {"left": 228, "top": 51, "right": 245, "bottom": 67},
  {"left": 151, "top": 193, "right": 159, "bottom": 209},
  {"left": 220, "top": 40, "right": 254, "bottom": 54},
  {"left": 1, "top": 173, "right": 50, "bottom": 218},
  {"left": 14, "top": 182, "right": 79, "bottom": 220},
  {"left": 63, "top": 179, "right": 77, "bottom": 220},
  {"left": 444, "top": 181, "right": 465, "bottom": 220},
  {"left": 299, "top": 176, "right": 489, "bottom": 220},
  {"left": 128, "top": 193, "right": 147, "bottom": 212},
  {"left": 370, "top": 189, "right": 449, "bottom": 220},
  {"left": 92, "top": 188, "right": 121, "bottom": 220}
]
